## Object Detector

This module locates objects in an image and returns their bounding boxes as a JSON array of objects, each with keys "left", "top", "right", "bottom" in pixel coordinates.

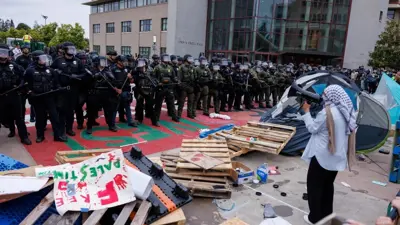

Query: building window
[
  {"left": 98, "top": 4, "right": 104, "bottom": 13},
  {"left": 388, "top": 9, "right": 395, "bottom": 20},
  {"left": 137, "top": 0, "right": 147, "bottom": 7},
  {"left": 149, "top": 0, "right": 158, "bottom": 4},
  {"left": 140, "top": 19, "right": 152, "bottom": 32},
  {"left": 93, "top": 45, "right": 100, "bottom": 53},
  {"left": 121, "top": 46, "right": 131, "bottom": 55},
  {"left": 139, "top": 47, "right": 151, "bottom": 58},
  {"left": 106, "top": 23, "right": 115, "bottom": 33},
  {"left": 161, "top": 18, "right": 167, "bottom": 31},
  {"left": 106, "top": 46, "right": 115, "bottom": 53},
  {"left": 91, "top": 5, "right": 98, "bottom": 14},
  {"left": 160, "top": 47, "right": 167, "bottom": 54},
  {"left": 93, "top": 24, "right": 100, "bottom": 33},
  {"left": 121, "top": 21, "right": 132, "bottom": 32},
  {"left": 379, "top": 11, "right": 383, "bottom": 22}
]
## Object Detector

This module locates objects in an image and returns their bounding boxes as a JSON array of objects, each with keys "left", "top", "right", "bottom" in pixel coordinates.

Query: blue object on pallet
[
  {"left": 394, "top": 146, "right": 400, "bottom": 156},
  {"left": 395, "top": 160, "right": 400, "bottom": 168},
  {"left": 390, "top": 171, "right": 398, "bottom": 183},
  {"left": 199, "top": 124, "right": 234, "bottom": 139},
  {"left": 0, "top": 154, "right": 57, "bottom": 225},
  {"left": 397, "top": 121, "right": 400, "bottom": 129}
]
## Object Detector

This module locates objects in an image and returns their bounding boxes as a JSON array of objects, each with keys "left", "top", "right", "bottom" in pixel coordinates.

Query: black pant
[
  {"left": 0, "top": 94, "right": 28, "bottom": 139},
  {"left": 307, "top": 156, "right": 338, "bottom": 223},
  {"left": 31, "top": 96, "right": 61, "bottom": 138},
  {"left": 234, "top": 89, "right": 243, "bottom": 109},
  {"left": 154, "top": 88, "right": 177, "bottom": 121},
  {"left": 75, "top": 92, "right": 87, "bottom": 126},
  {"left": 87, "top": 92, "right": 116, "bottom": 129},
  {"left": 135, "top": 93, "right": 156, "bottom": 123}
]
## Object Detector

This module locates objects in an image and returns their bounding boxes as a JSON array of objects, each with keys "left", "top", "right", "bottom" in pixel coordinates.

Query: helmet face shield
[
  {"left": 187, "top": 57, "right": 194, "bottom": 63},
  {"left": 221, "top": 60, "right": 228, "bottom": 66},
  {"left": 65, "top": 46, "right": 76, "bottom": 55},
  {"left": 0, "top": 49, "right": 9, "bottom": 59},
  {"left": 37, "top": 54, "right": 50, "bottom": 66},
  {"left": 200, "top": 59, "right": 208, "bottom": 66},
  {"left": 137, "top": 60, "right": 146, "bottom": 68},
  {"left": 213, "top": 65, "right": 220, "bottom": 71},
  {"left": 99, "top": 58, "right": 108, "bottom": 67},
  {"left": 256, "top": 67, "right": 262, "bottom": 73},
  {"left": 162, "top": 55, "right": 171, "bottom": 63}
]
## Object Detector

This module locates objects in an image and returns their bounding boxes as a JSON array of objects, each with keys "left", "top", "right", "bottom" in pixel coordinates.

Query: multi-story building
[
  {"left": 84, "top": 0, "right": 388, "bottom": 68},
  {"left": 388, "top": 0, "right": 400, "bottom": 21}
]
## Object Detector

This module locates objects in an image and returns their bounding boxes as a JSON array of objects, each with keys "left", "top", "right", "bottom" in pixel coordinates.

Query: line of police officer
[{"left": 0, "top": 41, "right": 311, "bottom": 145}]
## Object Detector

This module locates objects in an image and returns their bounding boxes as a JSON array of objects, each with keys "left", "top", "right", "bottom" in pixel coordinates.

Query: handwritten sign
[
  {"left": 35, "top": 164, "right": 71, "bottom": 178},
  {"left": 53, "top": 149, "right": 136, "bottom": 215}
]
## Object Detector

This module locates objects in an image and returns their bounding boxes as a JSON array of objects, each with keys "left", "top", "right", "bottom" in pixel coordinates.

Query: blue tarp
[{"left": 374, "top": 74, "right": 400, "bottom": 124}]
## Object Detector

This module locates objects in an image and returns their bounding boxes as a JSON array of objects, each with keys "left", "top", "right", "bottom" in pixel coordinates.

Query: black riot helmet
[
  {"left": 235, "top": 63, "right": 241, "bottom": 70},
  {"left": 22, "top": 44, "right": 30, "bottom": 55},
  {"left": 136, "top": 58, "right": 146, "bottom": 72},
  {"left": 93, "top": 56, "right": 108, "bottom": 69},
  {"left": 170, "top": 55, "right": 178, "bottom": 64},
  {"left": 62, "top": 42, "right": 76, "bottom": 57},
  {"left": 152, "top": 54, "right": 160, "bottom": 64},
  {"left": 261, "top": 62, "right": 269, "bottom": 70},
  {"left": 0, "top": 44, "right": 10, "bottom": 64},
  {"left": 76, "top": 51, "right": 88, "bottom": 66},
  {"left": 183, "top": 54, "right": 194, "bottom": 64},
  {"left": 32, "top": 50, "right": 51, "bottom": 68},
  {"left": 115, "top": 55, "right": 128, "bottom": 67},
  {"left": 161, "top": 54, "right": 170, "bottom": 64},
  {"left": 177, "top": 57, "right": 183, "bottom": 65},
  {"left": 199, "top": 56, "right": 208, "bottom": 67}
]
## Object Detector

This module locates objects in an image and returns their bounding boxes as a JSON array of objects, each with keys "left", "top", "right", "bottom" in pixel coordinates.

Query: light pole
[
  {"left": 152, "top": 35, "right": 157, "bottom": 56},
  {"left": 42, "top": 15, "right": 48, "bottom": 25}
]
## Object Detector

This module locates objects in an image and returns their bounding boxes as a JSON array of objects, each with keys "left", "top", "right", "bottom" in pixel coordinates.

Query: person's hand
[
  {"left": 392, "top": 197, "right": 400, "bottom": 210},
  {"left": 302, "top": 101, "right": 311, "bottom": 112},
  {"left": 114, "top": 88, "right": 122, "bottom": 95},
  {"left": 127, "top": 73, "right": 132, "bottom": 79},
  {"left": 346, "top": 219, "right": 365, "bottom": 225},
  {"left": 375, "top": 216, "right": 393, "bottom": 225}
]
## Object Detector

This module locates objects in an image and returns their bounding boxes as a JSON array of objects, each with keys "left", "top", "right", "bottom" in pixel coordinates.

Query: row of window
[
  {"left": 93, "top": 18, "right": 167, "bottom": 33},
  {"left": 92, "top": 45, "right": 167, "bottom": 58},
  {"left": 91, "top": 0, "right": 168, "bottom": 14}
]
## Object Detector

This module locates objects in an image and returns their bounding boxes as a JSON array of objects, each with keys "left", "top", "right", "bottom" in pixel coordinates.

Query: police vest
[
  {"left": 33, "top": 69, "right": 53, "bottom": 94},
  {"left": 181, "top": 65, "right": 194, "bottom": 83},
  {"left": 198, "top": 68, "right": 210, "bottom": 84},
  {"left": 158, "top": 66, "right": 173, "bottom": 84},
  {"left": 0, "top": 64, "right": 18, "bottom": 91}
]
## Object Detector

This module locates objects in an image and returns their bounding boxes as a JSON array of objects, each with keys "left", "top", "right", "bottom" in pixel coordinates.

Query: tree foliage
[
  {"left": 16, "top": 23, "right": 31, "bottom": 31},
  {"left": 0, "top": 19, "right": 88, "bottom": 49},
  {"left": 369, "top": 20, "right": 400, "bottom": 70}
]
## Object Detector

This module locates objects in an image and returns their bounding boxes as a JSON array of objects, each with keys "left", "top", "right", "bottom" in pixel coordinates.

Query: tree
[
  {"left": 37, "top": 23, "right": 57, "bottom": 46},
  {"left": 33, "top": 21, "right": 40, "bottom": 29},
  {"left": 16, "top": 23, "right": 31, "bottom": 31},
  {"left": 49, "top": 23, "right": 87, "bottom": 49},
  {"left": 369, "top": 20, "right": 400, "bottom": 70},
  {"left": 10, "top": 20, "right": 14, "bottom": 29},
  {"left": 0, "top": 19, "right": 6, "bottom": 32}
]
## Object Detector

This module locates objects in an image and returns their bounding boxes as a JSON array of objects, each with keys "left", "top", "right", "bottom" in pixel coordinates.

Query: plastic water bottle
[{"left": 257, "top": 163, "right": 269, "bottom": 184}]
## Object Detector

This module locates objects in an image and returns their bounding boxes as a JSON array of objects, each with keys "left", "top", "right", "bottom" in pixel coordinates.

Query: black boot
[
  {"left": 172, "top": 117, "right": 180, "bottom": 122},
  {"left": 152, "top": 121, "right": 160, "bottom": 127},
  {"left": 66, "top": 130, "right": 76, "bottom": 136},
  {"left": 86, "top": 128, "right": 93, "bottom": 134},
  {"left": 77, "top": 124, "right": 84, "bottom": 130},
  {"left": 93, "top": 121, "right": 100, "bottom": 126},
  {"left": 119, "top": 118, "right": 127, "bottom": 123},
  {"left": 203, "top": 112, "right": 210, "bottom": 116},
  {"left": 128, "top": 122, "right": 138, "bottom": 127},
  {"left": 108, "top": 126, "right": 118, "bottom": 132},
  {"left": 8, "top": 130, "right": 15, "bottom": 138},
  {"left": 21, "top": 138, "right": 32, "bottom": 145},
  {"left": 54, "top": 136, "right": 68, "bottom": 142},
  {"left": 36, "top": 136, "right": 45, "bottom": 143}
]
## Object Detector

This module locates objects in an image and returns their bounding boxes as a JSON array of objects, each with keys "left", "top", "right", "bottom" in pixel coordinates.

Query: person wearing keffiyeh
[{"left": 301, "top": 84, "right": 357, "bottom": 225}]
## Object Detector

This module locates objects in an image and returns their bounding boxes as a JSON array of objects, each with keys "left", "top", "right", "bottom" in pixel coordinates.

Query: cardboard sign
[
  {"left": 180, "top": 152, "right": 224, "bottom": 170},
  {"left": 35, "top": 164, "right": 71, "bottom": 178},
  {"left": 52, "top": 149, "right": 136, "bottom": 215}
]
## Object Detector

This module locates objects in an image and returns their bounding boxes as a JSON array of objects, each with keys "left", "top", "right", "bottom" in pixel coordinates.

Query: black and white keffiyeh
[{"left": 322, "top": 85, "right": 357, "bottom": 134}]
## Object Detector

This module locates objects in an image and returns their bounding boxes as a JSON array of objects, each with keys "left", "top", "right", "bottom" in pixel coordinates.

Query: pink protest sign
[{"left": 52, "top": 149, "right": 136, "bottom": 215}]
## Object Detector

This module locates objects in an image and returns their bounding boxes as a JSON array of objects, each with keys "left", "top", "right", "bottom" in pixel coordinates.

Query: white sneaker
[{"left": 303, "top": 215, "right": 313, "bottom": 225}]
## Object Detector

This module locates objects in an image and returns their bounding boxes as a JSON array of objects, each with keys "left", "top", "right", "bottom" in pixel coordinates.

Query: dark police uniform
[
  {"left": 194, "top": 66, "right": 211, "bottom": 115},
  {"left": 134, "top": 70, "right": 157, "bottom": 125},
  {"left": 208, "top": 70, "right": 224, "bottom": 114},
  {"left": 177, "top": 63, "right": 196, "bottom": 118}
]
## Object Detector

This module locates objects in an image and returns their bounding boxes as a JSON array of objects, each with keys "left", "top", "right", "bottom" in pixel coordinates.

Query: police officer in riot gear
[
  {"left": 75, "top": 51, "right": 90, "bottom": 130},
  {"left": 134, "top": 58, "right": 157, "bottom": 125},
  {"left": 208, "top": 64, "right": 224, "bottom": 114},
  {"left": 170, "top": 55, "right": 180, "bottom": 106},
  {"left": 25, "top": 50, "right": 65, "bottom": 143},
  {"left": 86, "top": 56, "right": 119, "bottom": 134},
  {"left": 0, "top": 44, "right": 31, "bottom": 145},
  {"left": 195, "top": 56, "right": 212, "bottom": 116},
  {"left": 153, "top": 54, "right": 179, "bottom": 125},
  {"left": 112, "top": 55, "right": 136, "bottom": 127},
  {"left": 51, "top": 42, "right": 85, "bottom": 137},
  {"left": 15, "top": 44, "right": 32, "bottom": 70},
  {"left": 232, "top": 63, "right": 245, "bottom": 111},
  {"left": 219, "top": 59, "right": 234, "bottom": 112},
  {"left": 242, "top": 64, "right": 254, "bottom": 110},
  {"left": 106, "top": 50, "right": 118, "bottom": 68},
  {"left": 177, "top": 55, "right": 196, "bottom": 119}
]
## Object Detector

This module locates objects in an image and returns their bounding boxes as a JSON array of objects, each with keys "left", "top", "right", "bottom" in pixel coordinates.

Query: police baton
[
  {"left": 29, "top": 86, "right": 70, "bottom": 98},
  {"left": 56, "top": 69, "right": 82, "bottom": 81},
  {"left": 0, "top": 82, "right": 28, "bottom": 96}
]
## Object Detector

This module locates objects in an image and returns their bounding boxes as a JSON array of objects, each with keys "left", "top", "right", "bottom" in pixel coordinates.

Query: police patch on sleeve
[
  {"left": 46, "top": 69, "right": 50, "bottom": 73},
  {"left": 73, "top": 61, "right": 77, "bottom": 65}
]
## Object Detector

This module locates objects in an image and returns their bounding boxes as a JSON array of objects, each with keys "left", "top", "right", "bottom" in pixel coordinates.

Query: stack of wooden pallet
[
  {"left": 160, "top": 139, "right": 233, "bottom": 199},
  {"left": 211, "top": 121, "right": 296, "bottom": 157}
]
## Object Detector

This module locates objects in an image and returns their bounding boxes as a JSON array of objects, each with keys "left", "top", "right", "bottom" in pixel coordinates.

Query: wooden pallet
[
  {"left": 215, "top": 121, "right": 296, "bottom": 156},
  {"left": 160, "top": 153, "right": 231, "bottom": 199},
  {"left": 19, "top": 188, "right": 152, "bottom": 225},
  {"left": 55, "top": 148, "right": 117, "bottom": 164},
  {"left": 177, "top": 139, "right": 232, "bottom": 177}
]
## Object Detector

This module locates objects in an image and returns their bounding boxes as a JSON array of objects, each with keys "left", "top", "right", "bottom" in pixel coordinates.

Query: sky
[{"left": 0, "top": 0, "right": 90, "bottom": 37}]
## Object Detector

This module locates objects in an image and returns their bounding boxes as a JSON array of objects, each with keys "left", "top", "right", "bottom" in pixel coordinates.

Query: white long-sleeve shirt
[{"left": 301, "top": 106, "right": 349, "bottom": 171}]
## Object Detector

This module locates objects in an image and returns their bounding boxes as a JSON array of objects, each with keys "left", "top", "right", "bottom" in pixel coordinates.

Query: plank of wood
[
  {"left": 166, "top": 172, "right": 227, "bottom": 183},
  {"left": 57, "top": 212, "right": 81, "bottom": 225},
  {"left": 182, "top": 139, "right": 227, "bottom": 143},
  {"left": 150, "top": 208, "right": 186, "bottom": 225},
  {"left": 56, "top": 149, "right": 116, "bottom": 155},
  {"left": 178, "top": 157, "right": 231, "bottom": 163},
  {"left": 220, "top": 217, "right": 249, "bottom": 225},
  {"left": 216, "top": 132, "right": 281, "bottom": 149},
  {"left": 240, "top": 125, "right": 292, "bottom": 135},
  {"left": 160, "top": 152, "right": 180, "bottom": 157},
  {"left": 179, "top": 152, "right": 226, "bottom": 170},
  {"left": 180, "top": 147, "right": 230, "bottom": 152},
  {"left": 131, "top": 201, "right": 152, "bottom": 225},
  {"left": 114, "top": 201, "right": 137, "bottom": 225},
  {"left": 275, "top": 127, "right": 297, "bottom": 154},
  {"left": 43, "top": 214, "right": 62, "bottom": 225},
  {"left": 20, "top": 190, "right": 55, "bottom": 225},
  {"left": 178, "top": 152, "right": 230, "bottom": 158},
  {"left": 247, "top": 121, "right": 296, "bottom": 131},
  {"left": 181, "top": 143, "right": 228, "bottom": 148},
  {"left": 83, "top": 208, "right": 108, "bottom": 225},
  {"left": 176, "top": 162, "right": 232, "bottom": 170},
  {"left": 176, "top": 168, "right": 230, "bottom": 177},
  {"left": 177, "top": 181, "right": 231, "bottom": 199}
]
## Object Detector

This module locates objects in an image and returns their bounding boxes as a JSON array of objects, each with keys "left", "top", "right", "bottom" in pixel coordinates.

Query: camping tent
[
  {"left": 260, "top": 71, "right": 391, "bottom": 155},
  {"left": 373, "top": 74, "right": 400, "bottom": 124}
]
